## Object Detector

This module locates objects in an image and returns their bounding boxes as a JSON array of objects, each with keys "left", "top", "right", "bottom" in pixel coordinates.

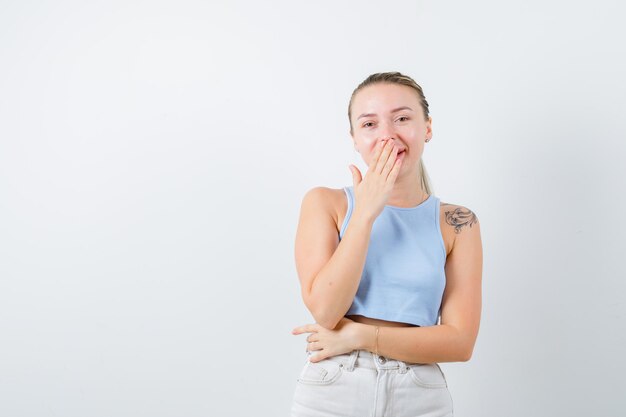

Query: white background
[{"left": 1, "top": 1, "right": 625, "bottom": 416}]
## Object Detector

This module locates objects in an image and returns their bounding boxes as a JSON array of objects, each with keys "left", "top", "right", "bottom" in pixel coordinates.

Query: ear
[{"left": 425, "top": 116, "right": 433, "bottom": 141}]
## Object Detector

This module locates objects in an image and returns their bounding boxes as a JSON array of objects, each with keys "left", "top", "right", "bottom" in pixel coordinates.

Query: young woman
[{"left": 289, "top": 72, "right": 483, "bottom": 417}]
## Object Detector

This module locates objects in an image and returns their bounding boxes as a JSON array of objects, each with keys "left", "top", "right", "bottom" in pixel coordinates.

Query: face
[{"left": 350, "top": 83, "right": 432, "bottom": 169}]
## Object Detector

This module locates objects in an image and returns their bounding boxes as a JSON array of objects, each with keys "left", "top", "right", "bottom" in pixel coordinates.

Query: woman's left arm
[{"left": 357, "top": 215, "right": 483, "bottom": 364}]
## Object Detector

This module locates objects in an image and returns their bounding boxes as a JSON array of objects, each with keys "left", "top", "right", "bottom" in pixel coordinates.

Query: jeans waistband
[{"left": 309, "top": 349, "right": 419, "bottom": 372}]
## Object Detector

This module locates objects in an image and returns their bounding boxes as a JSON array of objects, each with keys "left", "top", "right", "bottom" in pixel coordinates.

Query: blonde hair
[{"left": 348, "top": 71, "right": 433, "bottom": 195}]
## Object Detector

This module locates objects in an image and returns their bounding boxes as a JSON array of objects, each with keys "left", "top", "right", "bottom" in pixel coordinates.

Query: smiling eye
[
  {"left": 363, "top": 122, "right": 375, "bottom": 128},
  {"left": 397, "top": 116, "right": 410, "bottom": 122}
]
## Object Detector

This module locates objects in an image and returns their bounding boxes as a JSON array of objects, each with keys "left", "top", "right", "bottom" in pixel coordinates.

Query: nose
[
  {"left": 378, "top": 122, "right": 397, "bottom": 144},
  {"left": 378, "top": 136, "right": 396, "bottom": 147}
]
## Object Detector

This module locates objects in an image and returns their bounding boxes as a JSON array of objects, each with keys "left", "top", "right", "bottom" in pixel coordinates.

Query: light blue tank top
[{"left": 339, "top": 185, "right": 447, "bottom": 327}]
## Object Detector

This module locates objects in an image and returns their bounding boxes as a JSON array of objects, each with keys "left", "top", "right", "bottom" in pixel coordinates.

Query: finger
[
  {"left": 292, "top": 324, "right": 315, "bottom": 335},
  {"left": 308, "top": 350, "right": 324, "bottom": 363},
  {"left": 306, "top": 334, "right": 318, "bottom": 343},
  {"left": 381, "top": 145, "right": 399, "bottom": 178},
  {"left": 370, "top": 139, "right": 388, "bottom": 173},
  {"left": 387, "top": 155, "right": 403, "bottom": 182},
  {"left": 375, "top": 140, "right": 396, "bottom": 175},
  {"left": 349, "top": 165, "right": 362, "bottom": 187}
]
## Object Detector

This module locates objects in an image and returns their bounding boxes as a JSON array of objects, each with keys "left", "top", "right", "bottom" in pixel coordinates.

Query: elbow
[
  {"left": 304, "top": 297, "right": 340, "bottom": 330},
  {"left": 451, "top": 327, "right": 475, "bottom": 362},
  {"left": 460, "top": 348, "right": 473, "bottom": 362},
  {"left": 318, "top": 316, "right": 341, "bottom": 330},
  {"left": 304, "top": 288, "right": 343, "bottom": 330},
  {"left": 459, "top": 339, "right": 476, "bottom": 362},
  {"left": 312, "top": 308, "right": 341, "bottom": 330}
]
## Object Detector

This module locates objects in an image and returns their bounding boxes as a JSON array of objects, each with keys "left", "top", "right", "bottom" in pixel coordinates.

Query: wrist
[
  {"left": 350, "top": 209, "right": 376, "bottom": 227},
  {"left": 356, "top": 323, "right": 378, "bottom": 352}
]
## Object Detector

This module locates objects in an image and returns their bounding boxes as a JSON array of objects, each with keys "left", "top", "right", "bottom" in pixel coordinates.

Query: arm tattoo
[{"left": 442, "top": 204, "right": 478, "bottom": 234}]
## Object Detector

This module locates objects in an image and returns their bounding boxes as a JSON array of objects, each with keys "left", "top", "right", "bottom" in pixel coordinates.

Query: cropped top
[{"left": 339, "top": 185, "right": 447, "bottom": 327}]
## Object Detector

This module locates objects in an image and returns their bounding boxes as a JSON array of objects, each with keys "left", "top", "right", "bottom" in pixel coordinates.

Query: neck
[{"left": 385, "top": 166, "right": 428, "bottom": 208}]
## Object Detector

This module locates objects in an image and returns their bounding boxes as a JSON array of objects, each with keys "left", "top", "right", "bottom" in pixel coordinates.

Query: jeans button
[{"left": 378, "top": 356, "right": 387, "bottom": 364}]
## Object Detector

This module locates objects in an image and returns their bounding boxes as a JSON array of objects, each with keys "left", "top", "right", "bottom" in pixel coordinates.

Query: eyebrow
[{"left": 357, "top": 106, "right": 413, "bottom": 120}]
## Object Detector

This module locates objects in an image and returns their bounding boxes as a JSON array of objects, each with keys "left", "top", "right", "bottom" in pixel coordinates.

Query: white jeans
[{"left": 290, "top": 349, "right": 454, "bottom": 417}]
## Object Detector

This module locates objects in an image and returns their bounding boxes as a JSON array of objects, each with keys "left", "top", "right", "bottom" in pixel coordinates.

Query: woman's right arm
[
  {"left": 294, "top": 187, "right": 375, "bottom": 330},
  {"left": 294, "top": 139, "right": 402, "bottom": 330}
]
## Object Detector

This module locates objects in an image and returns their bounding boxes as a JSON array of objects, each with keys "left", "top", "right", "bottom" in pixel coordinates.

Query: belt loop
[
  {"left": 397, "top": 358, "right": 409, "bottom": 373},
  {"left": 344, "top": 349, "right": 360, "bottom": 372}
]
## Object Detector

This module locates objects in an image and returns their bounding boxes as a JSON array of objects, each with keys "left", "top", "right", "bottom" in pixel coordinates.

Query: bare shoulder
[
  {"left": 440, "top": 202, "right": 479, "bottom": 234},
  {"left": 300, "top": 186, "right": 347, "bottom": 234},
  {"left": 439, "top": 201, "right": 481, "bottom": 251}
]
